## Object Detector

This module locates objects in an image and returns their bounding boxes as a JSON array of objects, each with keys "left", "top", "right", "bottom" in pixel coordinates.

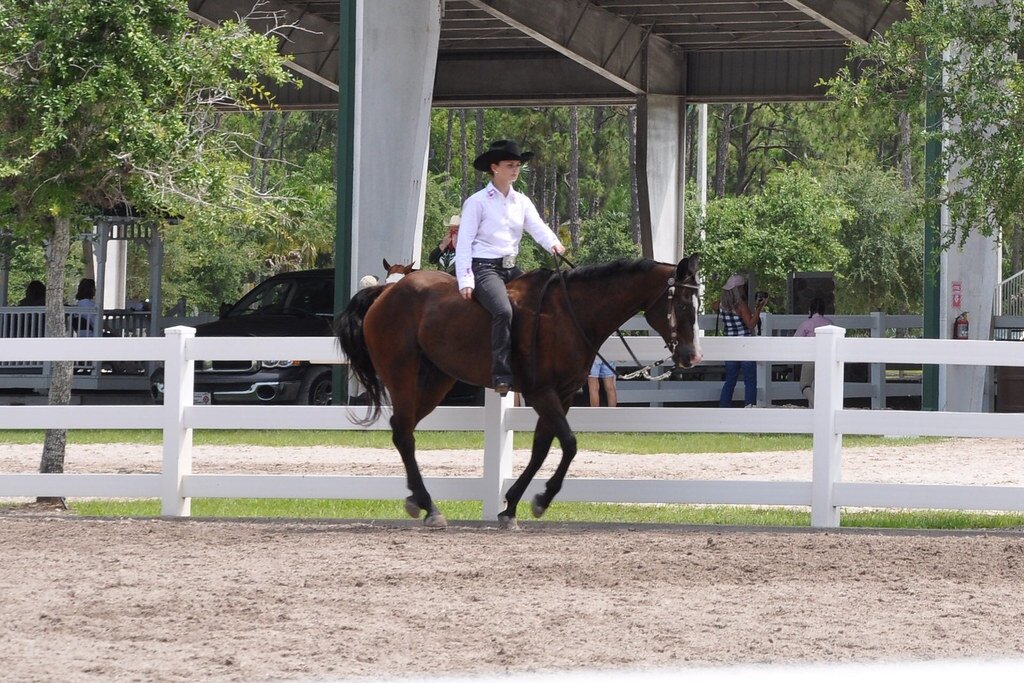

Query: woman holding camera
[
  {"left": 717, "top": 274, "right": 767, "bottom": 407},
  {"left": 428, "top": 214, "right": 460, "bottom": 275}
]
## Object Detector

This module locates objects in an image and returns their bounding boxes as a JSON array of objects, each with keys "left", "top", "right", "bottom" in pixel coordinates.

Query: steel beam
[
  {"left": 780, "top": 0, "right": 907, "bottom": 44},
  {"left": 464, "top": 0, "right": 685, "bottom": 95},
  {"left": 188, "top": 0, "right": 339, "bottom": 92}
]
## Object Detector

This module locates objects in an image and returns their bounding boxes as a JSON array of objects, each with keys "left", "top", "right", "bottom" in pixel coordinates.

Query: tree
[
  {"left": 826, "top": 0, "right": 1024, "bottom": 247},
  {"left": 0, "top": 1, "right": 293, "bottom": 478},
  {"left": 823, "top": 162, "right": 923, "bottom": 313},
  {"left": 694, "top": 167, "right": 850, "bottom": 300}
]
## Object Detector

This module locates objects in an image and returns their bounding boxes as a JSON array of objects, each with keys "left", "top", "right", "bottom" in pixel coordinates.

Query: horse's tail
[{"left": 334, "top": 285, "right": 387, "bottom": 426}]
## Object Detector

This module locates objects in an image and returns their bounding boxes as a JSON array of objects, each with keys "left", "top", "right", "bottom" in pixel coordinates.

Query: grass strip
[
  {"left": 63, "top": 498, "right": 1024, "bottom": 530},
  {"left": 0, "top": 429, "right": 936, "bottom": 453}
]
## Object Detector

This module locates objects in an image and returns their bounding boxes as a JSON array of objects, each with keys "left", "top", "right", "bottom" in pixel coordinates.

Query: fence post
[
  {"left": 811, "top": 324, "right": 845, "bottom": 528},
  {"left": 162, "top": 326, "right": 195, "bottom": 517},
  {"left": 482, "top": 389, "right": 514, "bottom": 520},
  {"left": 870, "top": 312, "right": 884, "bottom": 409},
  {"left": 759, "top": 312, "right": 772, "bottom": 406}
]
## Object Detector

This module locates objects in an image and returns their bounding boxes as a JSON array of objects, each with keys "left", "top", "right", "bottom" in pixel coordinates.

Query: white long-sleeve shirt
[{"left": 455, "top": 182, "right": 561, "bottom": 290}]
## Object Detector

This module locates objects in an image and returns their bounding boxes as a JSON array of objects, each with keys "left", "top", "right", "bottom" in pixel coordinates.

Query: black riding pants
[{"left": 472, "top": 259, "right": 523, "bottom": 384}]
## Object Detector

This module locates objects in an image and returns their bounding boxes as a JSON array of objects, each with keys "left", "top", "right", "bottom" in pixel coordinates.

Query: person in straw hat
[
  {"left": 717, "top": 274, "right": 767, "bottom": 407},
  {"left": 429, "top": 213, "right": 461, "bottom": 275},
  {"left": 455, "top": 139, "right": 565, "bottom": 396}
]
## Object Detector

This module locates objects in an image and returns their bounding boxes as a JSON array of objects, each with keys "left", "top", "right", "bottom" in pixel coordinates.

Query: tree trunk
[
  {"left": 474, "top": 109, "right": 484, "bottom": 190},
  {"left": 549, "top": 165, "right": 559, "bottom": 229},
  {"left": 445, "top": 109, "right": 455, "bottom": 175},
  {"left": 733, "top": 104, "right": 755, "bottom": 195},
  {"left": 276, "top": 111, "right": 292, "bottom": 162},
  {"left": 459, "top": 109, "right": 468, "bottom": 201},
  {"left": 898, "top": 110, "right": 913, "bottom": 191},
  {"left": 250, "top": 111, "right": 274, "bottom": 189},
  {"left": 713, "top": 104, "right": 734, "bottom": 198},
  {"left": 39, "top": 215, "right": 73, "bottom": 492},
  {"left": 568, "top": 106, "right": 581, "bottom": 248},
  {"left": 685, "top": 105, "right": 698, "bottom": 188},
  {"left": 627, "top": 105, "right": 641, "bottom": 244},
  {"left": 533, "top": 165, "right": 546, "bottom": 222},
  {"left": 1012, "top": 226, "right": 1023, "bottom": 275},
  {"left": 590, "top": 106, "right": 607, "bottom": 216}
]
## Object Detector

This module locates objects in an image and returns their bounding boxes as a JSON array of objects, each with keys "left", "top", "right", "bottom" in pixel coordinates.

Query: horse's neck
[{"left": 562, "top": 268, "right": 663, "bottom": 343}]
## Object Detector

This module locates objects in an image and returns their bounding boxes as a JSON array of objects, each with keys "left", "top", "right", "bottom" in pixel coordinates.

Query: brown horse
[
  {"left": 335, "top": 256, "right": 702, "bottom": 528},
  {"left": 382, "top": 258, "right": 417, "bottom": 283}
]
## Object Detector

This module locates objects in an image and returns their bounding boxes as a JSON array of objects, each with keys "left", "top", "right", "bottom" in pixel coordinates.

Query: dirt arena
[{"left": 2, "top": 438, "right": 1024, "bottom": 681}]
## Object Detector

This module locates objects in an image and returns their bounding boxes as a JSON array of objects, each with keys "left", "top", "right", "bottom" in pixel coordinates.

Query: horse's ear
[
  {"left": 676, "top": 253, "right": 699, "bottom": 280},
  {"left": 383, "top": 258, "right": 392, "bottom": 271}
]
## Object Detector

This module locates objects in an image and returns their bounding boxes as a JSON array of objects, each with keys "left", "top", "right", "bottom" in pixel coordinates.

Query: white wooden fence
[{"left": 2, "top": 325, "right": 1024, "bottom": 528}]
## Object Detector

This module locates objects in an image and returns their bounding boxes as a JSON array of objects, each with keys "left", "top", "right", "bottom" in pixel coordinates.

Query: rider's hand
[
  {"left": 552, "top": 243, "right": 566, "bottom": 255},
  {"left": 460, "top": 287, "right": 473, "bottom": 301}
]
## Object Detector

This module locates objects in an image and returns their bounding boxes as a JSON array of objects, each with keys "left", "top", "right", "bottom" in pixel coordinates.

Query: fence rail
[{"left": 2, "top": 326, "right": 1024, "bottom": 527}]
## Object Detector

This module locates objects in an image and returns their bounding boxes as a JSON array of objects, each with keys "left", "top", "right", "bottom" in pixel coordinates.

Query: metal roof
[{"left": 189, "top": 0, "right": 908, "bottom": 108}]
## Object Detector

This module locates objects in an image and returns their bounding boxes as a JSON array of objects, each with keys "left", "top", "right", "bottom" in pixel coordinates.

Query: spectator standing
[
  {"left": 429, "top": 214, "right": 460, "bottom": 275},
  {"left": 588, "top": 358, "right": 617, "bottom": 407},
  {"left": 794, "top": 297, "right": 833, "bottom": 407},
  {"left": 717, "top": 274, "right": 766, "bottom": 407}
]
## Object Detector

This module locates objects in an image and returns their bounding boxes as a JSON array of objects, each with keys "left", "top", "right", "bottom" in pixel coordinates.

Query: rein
[{"left": 550, "top": 254, "right": 698, "bottom": 382}]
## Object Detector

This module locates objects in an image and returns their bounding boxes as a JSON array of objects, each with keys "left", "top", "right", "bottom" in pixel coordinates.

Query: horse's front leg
[
  {"left": 497, "top": 419, "right": 556, "bottom": 529},
  {"left": 497, "top": 391, "right": 574, "bottom": 529},
  {"left": 530, "top": 395, "right": 577, "bottom": 520}
]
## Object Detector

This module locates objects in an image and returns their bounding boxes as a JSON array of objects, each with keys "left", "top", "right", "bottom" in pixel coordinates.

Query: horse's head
[
  {"left": 383, "top": 258, "right": 417, "bottom": 284},
  {"left": 644, "top": 254, "right": 703, "bottom": 368}
]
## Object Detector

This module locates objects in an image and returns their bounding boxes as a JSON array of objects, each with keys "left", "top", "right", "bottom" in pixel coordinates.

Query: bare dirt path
[{"left": 2, "top": 437, "right": 1024, "bottom": 681}]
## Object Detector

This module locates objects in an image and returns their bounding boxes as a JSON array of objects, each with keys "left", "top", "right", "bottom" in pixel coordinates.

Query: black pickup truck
[{"left": 150, "top": 268, "right": 483, "bottom": 406}]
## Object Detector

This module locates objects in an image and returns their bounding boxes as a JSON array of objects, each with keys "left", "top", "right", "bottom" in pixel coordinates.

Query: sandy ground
[
  {"left": 3, "top": 436, "right": 1024, "bottom": 484},
  {"left": 2, "top": 438, "right": 1024, "bottom": 681}
]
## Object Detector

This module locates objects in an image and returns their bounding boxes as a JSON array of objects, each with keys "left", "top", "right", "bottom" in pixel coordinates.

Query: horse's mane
[{"left": 518, "top": 258, "right": 659, "bottom": 288}]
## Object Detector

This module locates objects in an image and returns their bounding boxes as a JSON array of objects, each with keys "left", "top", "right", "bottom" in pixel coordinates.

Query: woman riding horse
[{"left": 336, "top": 256, "right": 702, "bottom": 529}]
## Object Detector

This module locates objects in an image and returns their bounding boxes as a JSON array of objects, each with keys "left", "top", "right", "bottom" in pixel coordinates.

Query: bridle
[
  {"left": 549, "top": 255, "right": 699, "bottom": 382},
  {"left": 662, "top": 275, "right": 701, "bottom": 358}
]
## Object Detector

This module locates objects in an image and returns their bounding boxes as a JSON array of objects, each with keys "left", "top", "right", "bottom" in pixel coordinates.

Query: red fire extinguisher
[{"left": 953, "top": 312, "right": 969, "bottom": 340}]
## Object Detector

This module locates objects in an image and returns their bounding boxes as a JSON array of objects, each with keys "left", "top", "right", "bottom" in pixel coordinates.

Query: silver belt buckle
[{"left": 501, "top": 254, "right": 516, "bottom": 269}]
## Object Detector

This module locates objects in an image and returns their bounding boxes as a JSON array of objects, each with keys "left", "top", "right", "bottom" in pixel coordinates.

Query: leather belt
[{"left": 473, "top": 256, "right": 516, "bottom": 268}]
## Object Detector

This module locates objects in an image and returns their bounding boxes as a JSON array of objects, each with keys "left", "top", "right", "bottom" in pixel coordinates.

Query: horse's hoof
[
  {"left": 497, "top": 514, "right": 519, "bottom": 531},
  {"left": 424, "top": 512, "right": 448, "bottom": 529},
  {"left": 404, "top": 496, "right": 422, "bottom": 519},
  {"left": 531, "top": 494, "right": 547, "bottom": 518}
]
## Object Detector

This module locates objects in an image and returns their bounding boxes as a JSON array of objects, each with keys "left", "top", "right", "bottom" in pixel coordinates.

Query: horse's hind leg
[
  {"left": 391, "top": 414, "right": 446, "bottom": 528},
  {"left": 390, "top": 368, "right": 455, "bottom": 529}
]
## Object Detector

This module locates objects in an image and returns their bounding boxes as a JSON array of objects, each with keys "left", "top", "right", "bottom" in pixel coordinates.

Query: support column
[
  {"left": 939, "top": 218, "right": 999, "bottom": 412},
  {"left": 148, "top": 226, "right": 164, "bottom": 338},
  {"left": 351, "top": 0, "right": 441, "bottom": 291},
  {"left": 102, "top": 238, "right": 128, "bottom": 310},
  {"left": 636, "top": 94, "right": 685, "bottom": 262}
]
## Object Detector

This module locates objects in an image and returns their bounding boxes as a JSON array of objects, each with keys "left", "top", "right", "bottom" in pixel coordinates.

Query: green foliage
[
  {"left": 420, "top": 172, "right": 462, "bottom": 270},
  {"left": 0, "top": 0, "right": 297, "bottom": 319},
  {"left": 0, "top": 1, "right": 293, "bottom": 225},
  {"left": 826, "top": 0, "right": 1024, "bottom": 246},
  {"left": 576, "top": 211, "right": 640, "bottom": 265},
  {"left": 822, "top": 162, "right": 923, "bottom": 313},
  {"left": 695, "top": 166, "right": 850, "bottom": 299}
]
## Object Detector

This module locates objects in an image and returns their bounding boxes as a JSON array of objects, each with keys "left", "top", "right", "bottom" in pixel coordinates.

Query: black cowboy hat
[{"left": 472, "top": 139, "right": 534, "bottom": 172}]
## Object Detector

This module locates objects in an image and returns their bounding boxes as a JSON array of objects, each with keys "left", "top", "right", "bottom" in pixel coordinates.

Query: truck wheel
[{"left": 300, "top": 369, "right": 333, "bottom": 406}]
